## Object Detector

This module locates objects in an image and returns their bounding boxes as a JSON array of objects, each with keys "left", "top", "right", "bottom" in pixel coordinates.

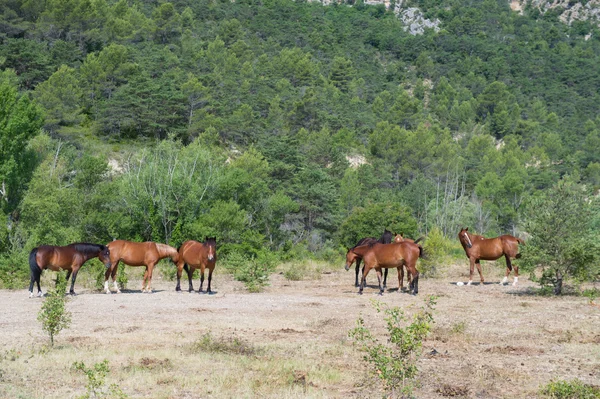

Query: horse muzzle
[
  {"left": 344, "top": 264, "right": 350, "bottom": 271},
  {"left": 208, "top": 255, "right": 215, "bottom": 262},
  {"left": 104, "top": 262, "right": 112, "bottom": 269}
]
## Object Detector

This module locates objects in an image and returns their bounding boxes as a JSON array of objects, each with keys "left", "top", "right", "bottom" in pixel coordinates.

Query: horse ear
[{"left": 465, "top": 227, "right": 468, "bottom": 231}]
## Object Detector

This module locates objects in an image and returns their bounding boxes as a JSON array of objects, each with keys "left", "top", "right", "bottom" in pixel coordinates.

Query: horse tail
[
  {"left": 516, "top": 238, "right": 525, "bottom": 245},
  {"left": 414, "top": 237, "right": 424, "bottom": 244},
  {"left": 418, "top": 244, "right": 425, "bottom": 259},
  {"left": 183, "top": 263, "right": 189, "bottom": 273},
  {"left": 29, "top": 248, "right": 41, "bottom": 280}
]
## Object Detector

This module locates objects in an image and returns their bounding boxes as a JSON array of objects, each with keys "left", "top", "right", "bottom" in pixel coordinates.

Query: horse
[
  {"left": 345, "top": 229, "right": 393, "bottom": 287},
  {"left": 29, "top": 243, "right": 111, "bottom": 297},
  {"left": 392, "top": 233, "right": 426, "bottom": 288},
  {"left": 103, "top": 240, "right": 179, "bottom": 293},
  {"left": 345, "top": 241, "right": 420, "bottom": 295},
  {"left": 176, "top": 237, "right": 217, "bottom": 294},
  {"left": 457, "top": 227, "right": 524, "bottom": 286}
]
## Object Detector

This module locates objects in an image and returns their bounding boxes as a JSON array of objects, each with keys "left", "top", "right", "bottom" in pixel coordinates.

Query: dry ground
[{"left": 0, "top": 261, "right": 598, "bottom": 399}]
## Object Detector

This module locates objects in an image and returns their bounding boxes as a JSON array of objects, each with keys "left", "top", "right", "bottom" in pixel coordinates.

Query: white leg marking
[
  {"left": 467, "top": 280, "right": 472, "bottom": 286},
  {"left": 513, "top": 276, "right": 518, "bottom": 286}
]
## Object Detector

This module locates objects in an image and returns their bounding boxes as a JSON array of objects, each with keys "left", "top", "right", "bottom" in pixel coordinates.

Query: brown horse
[
  {"left": 392, "top": 233, "right": 426, "bottom": 288},
  {"left": 345, "top": 230, "right": 393, "bottom": 288},
  {"left": 176, "top": 237, "right": 217, "bottom": 294},
  {"left": 345, "top": 241, "right": 420, "bottom": 295},
  {"left": 29, "top": 243, "right": 111, "bottom": 297},
  {"left": 103, "top": 240, "right": 179, "bottom": 293},
  {"left": 457, "top": 227, "right": 524, "bottom": 286}
]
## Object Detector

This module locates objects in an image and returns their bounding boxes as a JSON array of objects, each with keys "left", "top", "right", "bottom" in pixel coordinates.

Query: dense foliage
[{"left": 1, "top": 0, "right": 599, "bottom": 288}]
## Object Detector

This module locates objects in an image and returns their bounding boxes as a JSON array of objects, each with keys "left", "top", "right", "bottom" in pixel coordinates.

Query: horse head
[
  {"left": 458, "top": 227, "right": 473, "bottom": 248},
  {"left": 393, "top": 233, "right": 405, "bottom": 243},
  {"left": 344, "top": 247, "right": 359, "bottom": 271},
  {"left": 98, "top": 245, "right": 111, "bottom": 268},
  {"left": 205, "top": 237, "right": 216, "bottom": 262}
]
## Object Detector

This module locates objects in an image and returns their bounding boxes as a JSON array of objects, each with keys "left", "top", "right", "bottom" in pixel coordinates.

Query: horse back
[
  {"left": 108, "top": 240, "right": 152, "bottom": 265},
  {"left": 35, "top": 245, "right": 79, "bottom": 270}
]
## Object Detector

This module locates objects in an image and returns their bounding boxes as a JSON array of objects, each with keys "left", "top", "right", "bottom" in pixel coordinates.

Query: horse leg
[
  {"left": 146, "top": 264, "right": 155, "bottom": 293},
  {"left": 411, "top": 269, "right": 420, "bottom": 295},
  {"left": 111, "top": 262, "right": 121, "bottom": 293},
  {"left": 175, "top": 261, "right": 183, "bottom": 291},
  {"left": 475, "top": 260, "right": 484, "bottom": 284},
  {"left": 359, "top": 266, "right": 370, "bottom": 295},
  {"left": 355, "top": 258, "right": 361, "bottom": 287},
  {"left": 376, "top": 268, "right": 384, "bottom": 296},
  {"left": 198, "top": 267, "right": 205, "bottom": 294},
  {"left": 141, "top": 267, "right": 149, "bottom": 292},
  {"left": 184, "top": 264, "right": 194, "bottom": 292},
  {"left": 104, "top": 261, "right": 118, "bottom": 294},
  {"left": 509, "top": 256, "right": 519, "bottom": 286},
  {"left": 382, "top": 268, "right": 388, "bottom": 290},
  {"left": 69, "top": 266, "right": 80, "bottom": 295},
  {"left": 207, "top": 267, "right": 214, "bottom": 294},
  {"left": 501, "top": 255, "right": 511, "bottom": 285},
  {"left": 467, "top": 258, "right": 475, "bottom": 285},
  {"left": 399, "top": 266, "right": 405, "bottom": 292}
]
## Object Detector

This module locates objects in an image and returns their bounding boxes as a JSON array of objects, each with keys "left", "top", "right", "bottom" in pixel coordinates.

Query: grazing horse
[
  {"left": 176, "top": 237, "right": 217, "bottom": 294},
  {"left": 457, "top": 227, "right": 524, "bottom": 286},
  {"left": 345, "top": 230, "right": 393, "bottom": 288},
  {"left": 346, "top": 241, "right": 420, "bottom": 295},
  {"left": 29, "top": 243, "right": 111, "bottom": 297},
  {"left": 103, "top": 240, "right": 179, "bottom": 293}
]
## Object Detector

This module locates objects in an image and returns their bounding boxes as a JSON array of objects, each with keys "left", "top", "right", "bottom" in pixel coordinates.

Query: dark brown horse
[
  {"left": 176, "top": 237, "right": 217, "bottom": 294},
  {"left": 29, "top": 243, "right": 111, "bottom": 297},
  {"left": 457, "top": 227, "right": 524, "bottom": 286},
  {"left": 345, "top": 241, "right": 420, "bottom": 295},
  {"left": 345, "top": 230, "right": 393, "bottom": 288},
  {"left": 103, "top": 240, "right": 179, "bottom": 293}
]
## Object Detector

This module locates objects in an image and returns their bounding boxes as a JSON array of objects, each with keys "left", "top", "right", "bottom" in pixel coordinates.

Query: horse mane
[
  {"left": 69, "top": 243, "right": 107, "bottom": 255},
  {"left": 155, "top": 243, "right": 178, "bottom": 257},
  {"left": 204, "top": 237, "right": 217, "bottom": 246}
]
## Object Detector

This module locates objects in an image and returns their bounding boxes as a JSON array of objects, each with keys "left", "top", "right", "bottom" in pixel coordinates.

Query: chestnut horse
[
  {"left": 345, "top": 230, "right": 393, "bottom": 288},
  {"left": 176, "top": 237, "right": 217, "bottom": 294},
  {"left": 345, "top": 241, "right": 420, "bottom": 295},
  {"left": 29, "top": 243, "right": 111, "bottom": 297},
  {"left": 103, "top": 240, "right": 179, "bottom": 293},
  {"left": 457, "top": 227, "right": 524, "bottom": 286},
  {"left": 393, "top": 233, "right": 425, "bottom": 288}
]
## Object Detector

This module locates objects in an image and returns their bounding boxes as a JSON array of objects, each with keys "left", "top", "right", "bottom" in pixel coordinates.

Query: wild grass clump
[
  {"left": 222, "top": 250, "right": 277, "bottom": 292},
  {"left": 72, "top": 360, "right": 128, "bottom": 399},
  {"left": 190, "top": 332, "right": 263, "bottom": 357},
  {"left": 539, "top": 379, "right": 600, "bottom": 398},
  {"left": 37, "top": 271, "right": 71, "bottom": 347}
]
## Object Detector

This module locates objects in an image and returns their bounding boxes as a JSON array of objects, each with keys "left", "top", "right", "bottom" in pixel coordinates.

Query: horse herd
[
  {"left": 27, "top": 228, "right": 523, "bottom": 297},
  {"left": 28, "top": 238, "right": 216, "bottom": 297}
]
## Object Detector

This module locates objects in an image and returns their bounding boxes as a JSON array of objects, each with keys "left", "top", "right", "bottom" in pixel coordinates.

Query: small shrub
[
  {"left": 539, "top": 379, "right": 600, "bottom": 398},
  {"left": 223, "top": 250, "right": 277, "bottom": 292},
  {"left": 420, "top": 227, "right": 453, "bottom": 277},
  {"left": 37, "top": 271, "right": 71, "bottom": 346},
  {"left": 349, "top": 296, "right": 436, "bottom": 397},
  {"left": 72, "top": 360, "right": 128, "bottom": 399}
]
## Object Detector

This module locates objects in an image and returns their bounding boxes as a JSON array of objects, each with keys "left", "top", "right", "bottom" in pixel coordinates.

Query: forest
[{"left": 1, "top": 0, "right": 599, "bottom": 291}]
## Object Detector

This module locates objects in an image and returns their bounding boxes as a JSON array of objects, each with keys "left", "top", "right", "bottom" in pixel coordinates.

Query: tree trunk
[{"left": 554, "top": 270, "right": 563, "bottom": 295}]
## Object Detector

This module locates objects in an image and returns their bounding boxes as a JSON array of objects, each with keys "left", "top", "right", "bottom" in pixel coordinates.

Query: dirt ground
[{"left": 0, "top": 262, "right": 598, "bottom": 398}]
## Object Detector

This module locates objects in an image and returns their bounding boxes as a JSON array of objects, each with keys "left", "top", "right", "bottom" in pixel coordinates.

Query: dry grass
[{"left": 1, "top": 262, "right": 599, "bottom": 398}]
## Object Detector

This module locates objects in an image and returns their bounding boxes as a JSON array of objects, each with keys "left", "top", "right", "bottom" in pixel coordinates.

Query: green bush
[
  {"left": 223, "top": 250, "right": 277, "bottom": 292},
  {"left": 72, "top": 360, "right": 128, "bottom": 399},
  {"left": 539, "top": 379, "right": 600, "bottom": 398},
  {"left": 37, "top": 271, "right": 71, "bottom": 347},
  {"left": 419, "top": 226, "right": 454, "bottom": 277},
  {"left": 349, "top": 296, "right": 436, "bottom": 397}
]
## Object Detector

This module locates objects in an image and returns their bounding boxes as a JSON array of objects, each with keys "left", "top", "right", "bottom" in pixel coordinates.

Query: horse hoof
[
  {"left": 37, "top": 291, "right": 43, "bottom": 297},
  {"left": 29, "top": 292, "right": 34, "bottom": 298}
]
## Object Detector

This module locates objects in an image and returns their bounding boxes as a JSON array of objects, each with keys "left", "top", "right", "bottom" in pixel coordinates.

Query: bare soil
[{"left": 0, "top": 264, "right": 598, "bottom": 398}]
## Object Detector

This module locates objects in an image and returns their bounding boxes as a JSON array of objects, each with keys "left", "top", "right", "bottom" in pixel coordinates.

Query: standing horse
[
  {"left": 457, "top": 227, "right": 524, "bottom": 286},
  {"left": 345, "top": 241, "right": 420, "bottom": 295},
  {"left": 176, "top": 237, "right": 217, "bottom": 294},
  {"left": 103, "top": 240, "right": 179, "bottom": 293},
  {"left": 29, "top": 243, "right": 111, "bottom": 297},
  {"left": 345, "top": 230, "right": 393, "bottom": 288},
  {"left": 393, "top": 233, "right": 425, "bottom": 289}
]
